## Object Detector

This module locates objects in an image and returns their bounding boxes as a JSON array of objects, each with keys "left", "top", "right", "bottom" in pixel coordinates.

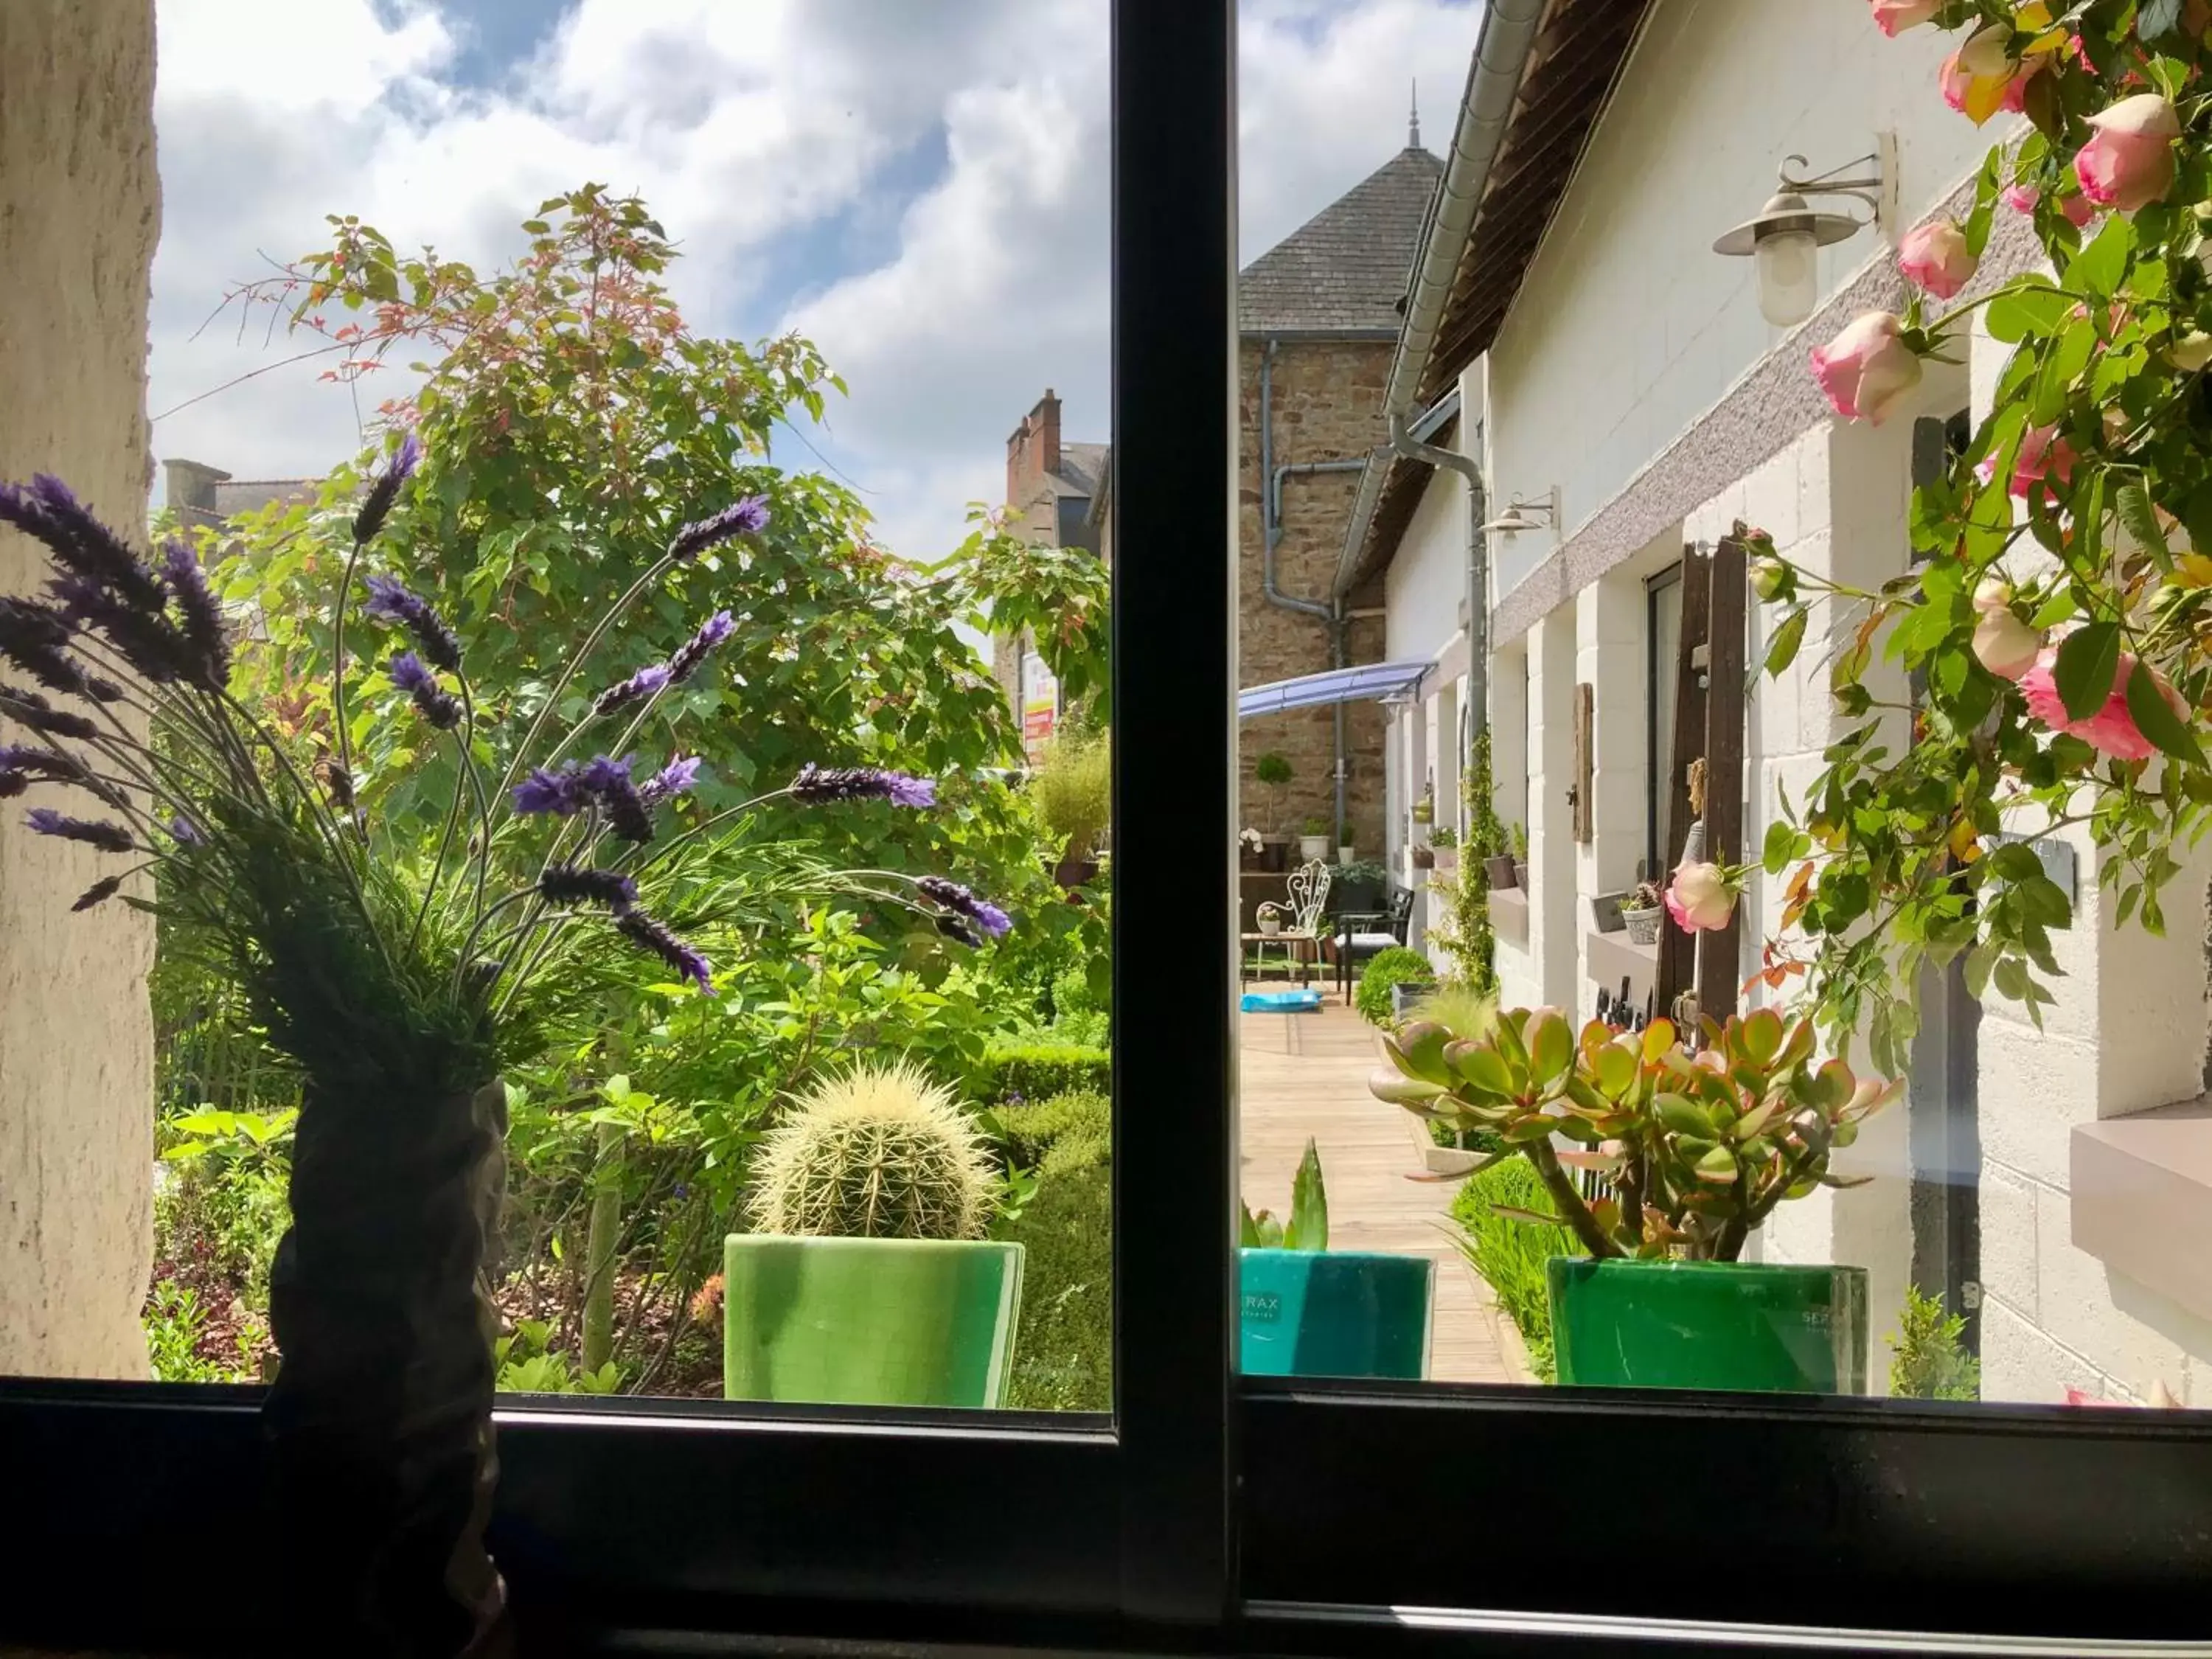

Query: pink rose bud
[
  {"left": 2001, "top": 183, "right": 2040, "bottom": 214},
  {"left": 2059, "top": 189, "right": 2097, "bottom": 228},
  {"left": 1809, "top": 311, "right": 1922, "bottom": 425},
  {"left": 1970, "top": 580, "right": 2042, "bottom": 681},
  {"left": 2074, "top": 94, "right": 2180, "bottom": 213},
  {"left": 1898, "top": 219, "right": 1977, "bottom": 299},
  {"left": 1942, "top": 24, "right": 2021, "bottom": 124},
  {"left": 2008, "top": 422, "right": 2078, "bottom": 503},
  {"left": 1868, "top": 0, "right": 1939, "bottom": 34},
  {"left": 1663, "top": 860, "right": 1736, "bottom": 933}
]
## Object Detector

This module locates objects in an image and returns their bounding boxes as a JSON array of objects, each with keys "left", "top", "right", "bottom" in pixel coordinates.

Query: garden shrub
[
  {"left": 1450, "top": 1158, "right": 1583, "bottom": 1383},
  {"left": 995, "top": 1091, "right": 1111, "bottom": 1411},
  {"left": 970, "top": 1040, "right": 1112, "bottom": 1104},
  {"left": 1888, "top": 1286, "right": 1980, "bottom": 1402},
  {"left": 1354, "top": 947, "right": 1434, "bottom": 1026}
]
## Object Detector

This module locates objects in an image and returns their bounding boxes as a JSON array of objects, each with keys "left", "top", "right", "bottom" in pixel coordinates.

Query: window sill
[
  {"left": 1584, "top": 929, "right": 1656, "bottom": 1007},
  {"left": 1490, "top": 887, "right": 1528, "bottom": 946},
  {"left": 2071, "top": 1096, "right": 2212, "bottom": 1324}
]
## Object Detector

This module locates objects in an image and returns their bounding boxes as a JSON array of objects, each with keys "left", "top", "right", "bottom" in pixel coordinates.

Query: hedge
[
  {"left": 969, "top": 1040, "right": 1111, "bottom": 1104},
  {"left": 1450, "top": 1155, "right": 1582, "bottom": 1383},
  {"left": 1354, "top": 946, "right": 1434, "bottom": 1026},
  {"left": 995, "top": 1090, "right": 1111, "bottom": 1411}
]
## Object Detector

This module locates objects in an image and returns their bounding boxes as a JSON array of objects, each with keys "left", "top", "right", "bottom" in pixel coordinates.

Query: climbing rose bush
[{"left": 1756, "top": 1, "right": 2212, "bottom": 1071}]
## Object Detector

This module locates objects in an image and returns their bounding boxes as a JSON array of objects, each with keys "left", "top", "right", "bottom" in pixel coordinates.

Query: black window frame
[{"left": 9, "top": 7, "right": 2212, "bottom": 1654}]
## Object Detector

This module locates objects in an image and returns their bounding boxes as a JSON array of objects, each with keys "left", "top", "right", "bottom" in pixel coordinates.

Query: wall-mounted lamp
[
  {"left": 1713, "top": 145, "right": 1894, "bottom": 327},
  {"left": 1481, "top": 487, "right": 1557, "bottom": 536}
]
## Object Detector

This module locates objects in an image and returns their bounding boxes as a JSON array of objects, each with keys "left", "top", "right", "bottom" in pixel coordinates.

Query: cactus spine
[{"left": 751, "top": 1060, "right": 993, "bottom": 1240}]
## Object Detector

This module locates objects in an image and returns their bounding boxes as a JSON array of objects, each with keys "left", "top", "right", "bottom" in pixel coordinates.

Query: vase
[
  {"left": 1546, "top": 1258, "right": 1868, "bottom": 1394},
  {"left": 723, "top": 1236, "right": 1025, "bottom": 1408},
  {"left": 265, "top": 1077, "right": 510, "bottom": 1658},
  {"left": 1239, "top": 1248, "right": 1433, "bottom": 1379},
  {"left": 1621, "top": 903, "right": 1663, "bottom": 946}
]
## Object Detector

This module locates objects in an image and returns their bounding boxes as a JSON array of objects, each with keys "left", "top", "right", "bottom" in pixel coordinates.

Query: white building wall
[
  {"left": 1424, "top": 0, "right": 2212, "bottom": 1400},
  {"left": 1486, "top": 0, "right": 2003, "bottom": 600},
  {"left": 1383, "top": 458, "right": 1467, "bottom": 668}
]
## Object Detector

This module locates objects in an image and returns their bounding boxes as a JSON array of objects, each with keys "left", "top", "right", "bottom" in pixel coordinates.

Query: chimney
[
  {"left": 1004, "top": 389, "right": 1063, "bottom": 505},
  {"left": 163, "top": 459, "right": 232, "bottom": 530}
]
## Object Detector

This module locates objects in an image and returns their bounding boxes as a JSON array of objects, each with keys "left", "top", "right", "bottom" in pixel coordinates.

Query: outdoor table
[{"left": 1241, "top": 929, "right": 1318, "bottom": 987}]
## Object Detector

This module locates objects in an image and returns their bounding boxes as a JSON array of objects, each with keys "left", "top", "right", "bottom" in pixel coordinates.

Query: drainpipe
[
  {"left": 1259, "top": 334, "right": 1373, "bottom": 846},
  {"left": 1385, "top": 408, "right": 1487, "bottom": 755}
]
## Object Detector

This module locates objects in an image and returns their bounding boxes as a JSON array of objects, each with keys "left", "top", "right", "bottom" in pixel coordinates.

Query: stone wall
[
  {"left": 0, "top": 0, "right": 160, "bottom": 1380},
  {"left": 1238, "top": 335, "right": 1391, "bottom": 854}
]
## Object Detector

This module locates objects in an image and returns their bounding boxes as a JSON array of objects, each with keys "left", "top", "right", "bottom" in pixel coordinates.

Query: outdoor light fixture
[
  {"left": 1714, "top": 144, "right": 1894, "bottom": 328},
  {"left": 1482, "top": 489, "right": 1557, "bottom": 536}
]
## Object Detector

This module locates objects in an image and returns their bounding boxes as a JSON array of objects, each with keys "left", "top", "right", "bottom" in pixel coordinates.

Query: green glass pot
[{"left": 1547, "top": 1256, "right": 1868, "bottom": 1394}]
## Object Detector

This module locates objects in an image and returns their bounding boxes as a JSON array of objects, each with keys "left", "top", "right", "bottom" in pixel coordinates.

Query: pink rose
[
  {"left": 1971, "top": 580, "right": 2042, "bottom": 681},
  {"left": 1942, "top": 25, "right": 2021, "bottom": 124},
  {"left": 1899, "top": 219, "right": 1976, "bottom": 299},
  {"left": 2018, "top": 646, "right": 2185, "bottom": 761},
  {"left": 1869, "top": 0, "right": 1939, "bottom": 34},
  {"left": 2002, "top": 183, "right": 2040, "bottom": 214},
  {"left": 2008, "top": 423, "right": 2078, "bottom": 504},
  {"left": 1809, "top": 311, "right": 1921, "bottom": 425},
  {"left": 2074, "top": 94, "right": 2179, "bottom": 213},
  {"left": 1663, "top": 860, "right": 1736, "bottom": 933},
  {"left": 2060, "top": 189, "right": 2097, "bottom": 227}
]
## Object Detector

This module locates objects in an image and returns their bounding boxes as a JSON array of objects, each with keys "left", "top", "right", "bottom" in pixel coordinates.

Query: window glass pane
[
  {"left": 6, "top": 0, "right": 1111, "bottom": 1420},
  {"left": 1233, "top": 0, "right": 2212, "bottom": 1416}
]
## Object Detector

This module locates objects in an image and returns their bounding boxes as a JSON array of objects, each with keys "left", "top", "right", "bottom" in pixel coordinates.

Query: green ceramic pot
[
  {"left": 1547, "top": 1257, "right": 1868, "bottom": 1394},
  {"left": 723, "top": 1236, "right": 1024, "bottom": 1408},
  {"left": 1239, "top": 1248, "right": 1433, "bottom": 1380}
]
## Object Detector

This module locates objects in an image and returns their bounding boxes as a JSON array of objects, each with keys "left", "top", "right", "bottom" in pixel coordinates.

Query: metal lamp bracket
[{"left": 1778, "top": 132, "right": 1897, "bottom": 240}]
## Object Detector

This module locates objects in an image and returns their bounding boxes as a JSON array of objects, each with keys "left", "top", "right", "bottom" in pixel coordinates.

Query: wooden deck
[{"left": 1238, "top": 988, "right": 1528, "bottom": 1386}]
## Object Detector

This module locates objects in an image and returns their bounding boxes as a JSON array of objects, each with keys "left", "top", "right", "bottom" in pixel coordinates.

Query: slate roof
[
  {"left": 1051, "top": 441, "right": 1110, "bottom": 499},
  {"left": 1237, "top": 146, "right": 1443, "bottom": 335}
]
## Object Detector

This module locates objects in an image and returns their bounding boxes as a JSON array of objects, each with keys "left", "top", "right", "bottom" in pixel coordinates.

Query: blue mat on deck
[{"left": 1241, "top": 987, "right": 1323, "bottom": 1014}]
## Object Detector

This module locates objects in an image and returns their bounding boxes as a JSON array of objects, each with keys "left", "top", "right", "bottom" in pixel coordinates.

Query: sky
[{"left": 150, "top": 0, "right": 1482, "bottom": 562}]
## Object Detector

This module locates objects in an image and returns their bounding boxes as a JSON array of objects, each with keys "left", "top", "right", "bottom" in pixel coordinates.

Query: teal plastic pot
[
  {"left": 1547, "top": 1257, "right": 1868, "bottom": 1394},
  {"left": 1239, "top": 1248, "right": 1433, "bottom": 1380},
  {"left": 723, "top": 1236, "right": 1024, "bottom": 1408}
]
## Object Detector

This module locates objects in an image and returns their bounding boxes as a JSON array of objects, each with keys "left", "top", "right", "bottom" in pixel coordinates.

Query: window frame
[{"left": 9, "top": 7, "right": 2212, "bottom": 1655}]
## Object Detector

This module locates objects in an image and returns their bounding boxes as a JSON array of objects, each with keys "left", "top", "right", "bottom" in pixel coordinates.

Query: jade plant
[
  {"left": 1369, "top": 1006, "right": 1899, "bottom": 1262},
  {"left": 751, "top": 1059, "right": 998, "bottom": 1239}
]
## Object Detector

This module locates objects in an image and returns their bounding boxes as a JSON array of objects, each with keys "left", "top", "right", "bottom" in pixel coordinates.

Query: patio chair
[
  {"left": 1333, "top": 886, "right": 1415, "bottom": 1004},
  {"left": 1244, "top": 859, "right": 1332, "bottom": 987}
]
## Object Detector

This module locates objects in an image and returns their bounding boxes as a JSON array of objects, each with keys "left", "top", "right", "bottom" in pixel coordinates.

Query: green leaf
[
  {"left": 2125, "top": 659, "right": 2204, "bottom": 765},
  {"left": 2052, "top": 622, "right": 2121, "bottom": 722},
  {"left": 1764, "top": 607, "right": 1808, "bottom": 680},
  {"left": 2066, "top": 215, "right": 2135, "bottom": 301},
  {"left": 1284, "top": 1137, "right": 1329, "bottom": 1252},
  {"left": 1983, "top": 282, "right": 2072, "bottom": 343},
  {"left": 2116, "top": 482, "right": 2170, "bottom": 567}
]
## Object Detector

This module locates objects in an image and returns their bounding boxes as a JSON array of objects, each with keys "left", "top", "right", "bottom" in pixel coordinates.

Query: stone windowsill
[
  {"left": 1585, "top": 928, "right": 1658, "bottom": 1010},
  {"left": 1490, "top": 887, "right": 1528, "bottom": 947},
  {"left": 2071, "top": 1098, "right": 2212, "bottom": 1325}
]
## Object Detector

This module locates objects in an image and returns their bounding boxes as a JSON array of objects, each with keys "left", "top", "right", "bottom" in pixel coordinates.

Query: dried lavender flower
[
  {"left": 916, "top": 874, "right": 1011, "bottom": 938},
  {"left": 26, "top": 808, "right": 134, "bottom": 854},
  {"left": 616, "top": 908, "right": 714, "bottom": 993},
  {"left": 0, "top": 684, "right": 99, "bottom": 741},
  {"left": 639, "top": 754, "right": 701, "bottom": 807},
  {"left": 0, "top": 771, "right": 26, "bottom": 799},
  {"left": 539, "top": 863, "right": 639, "bottom": 911},
  {"left": 935, "top": 914, "right": 984, "bottom": 949},
  {"left": 0, "top": 597, "right": 104, "bottom": 702},
  {"left": 352, "top": 432, "right": 422, "bottom": 545},
  {"left": 362, "top": 574, "right": 461, "bottom": 673},
  {"left": 669, "top": 495, "right": 768, "bottom": 562},
  {"left": 590, "top": 661, "right": 672, "bottom": 717},
  {"left": 389, "top": 650, "right": 462, "bottom": 731},
  {"left": 159, "top": 538, "right": 231, "bottom": 689},
  {"left": 512, "top": 762, "right": 591, "bottom": 817},
  {"left": 51, "top": 574, "right": 194, "bottom": 685},
  {"left": 664, "top": 610, "right": 735, "bottom": 684},
  {"left": 72, "top": 875, "right": 124, "bottom": 912},
  {"left": 0, "top": 476, "right": 167, "bottom": 614},
  {"left": 591, "top": 766, "right": 655, "bottom": 844},
  {"left": 789, "top": 763, "right": 937, "bottom": 809},
  {"left": 169, "top": 815, "right": 204, "bottom": 846}
]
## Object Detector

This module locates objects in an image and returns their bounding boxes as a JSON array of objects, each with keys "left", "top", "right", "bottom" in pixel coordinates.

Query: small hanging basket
[{"left": 1621, "top": 904, "right": 1664, "bottom": 947}]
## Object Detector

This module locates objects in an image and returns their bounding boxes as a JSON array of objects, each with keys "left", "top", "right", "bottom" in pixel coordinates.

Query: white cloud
[{"left": 148, "top": 0, "right": 1479, "bottom": 558}]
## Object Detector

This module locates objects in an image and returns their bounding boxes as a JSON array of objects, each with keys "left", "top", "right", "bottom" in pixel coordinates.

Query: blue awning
[{"left": 1237, "top": 660, "right": 1430, "bottom": 720}]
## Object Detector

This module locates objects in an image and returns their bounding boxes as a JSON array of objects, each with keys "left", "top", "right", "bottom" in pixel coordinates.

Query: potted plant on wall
[
  {"left": 1511, "top": 822, "right": 1529, "bottom": 893},
  {"left": 1033, "top": 720, "right": 1109, "bottom": 889},
  {"left": 1239, "top": 1138, "right": 1432, "bottom": 1380},
  {"left": 1370, "top": 1006, "right": 1896, "bottom": 1393},
  {"left": 1298, "top": 814, "right": 1331, "bottom": 863},
  {"left": 1239, "top": 826, "right": 1267, "bottom": 870},
  {"left": 1618, "top": 878, "right": 1666, "bottom": 946},
  {"left": 726, "top": 1060, "right": 1023, "bottom": 1408},
  {"left": 1428, "top": 823, "right": 1458, "bottom": 872}
]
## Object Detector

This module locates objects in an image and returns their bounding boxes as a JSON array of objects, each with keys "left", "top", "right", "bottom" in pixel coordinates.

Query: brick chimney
[{"left": 1004, "top": 389, "right": 1062, "bottom": 506}]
